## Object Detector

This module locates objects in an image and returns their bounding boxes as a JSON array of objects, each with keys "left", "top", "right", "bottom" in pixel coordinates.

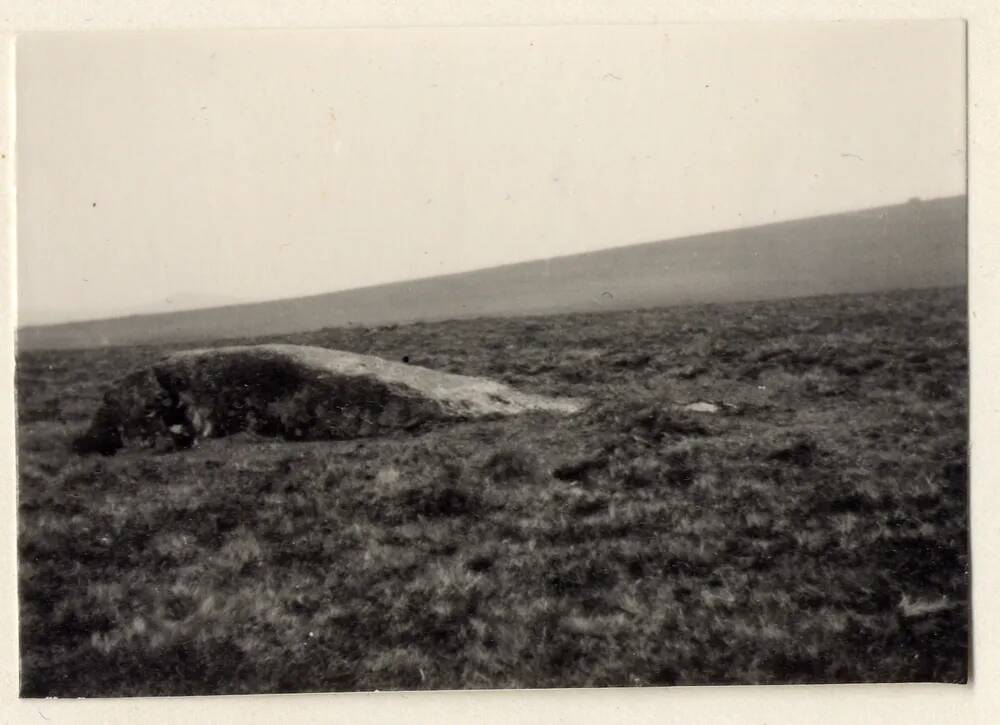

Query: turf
[{"left": 16, "top": 286, "right": 969, "bottom": 696}]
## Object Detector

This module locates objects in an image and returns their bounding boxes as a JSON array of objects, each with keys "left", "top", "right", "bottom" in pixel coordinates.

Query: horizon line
[{"left": 18, "top": 192, "right": 967, "bottom": 331}]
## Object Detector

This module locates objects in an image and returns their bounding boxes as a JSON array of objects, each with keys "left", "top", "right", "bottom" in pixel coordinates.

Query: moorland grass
[{"left": 16, "top": 286, "right": 968, "bottom": 695}]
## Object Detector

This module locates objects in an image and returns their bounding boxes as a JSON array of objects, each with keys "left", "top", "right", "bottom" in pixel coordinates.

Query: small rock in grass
[
  {"left": 682, "top": 401, "right": 721, "bottom": 414},
  {"left": 898, "top": 594, "right": 954, "bottom": 619}
]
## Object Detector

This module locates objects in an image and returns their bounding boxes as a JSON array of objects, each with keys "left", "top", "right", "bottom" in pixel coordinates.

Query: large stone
[{"left": 72, "top": 344, "right": 586, "bottom": 455}]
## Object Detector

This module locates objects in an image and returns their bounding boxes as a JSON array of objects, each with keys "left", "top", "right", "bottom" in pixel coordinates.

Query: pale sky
[{"left": 16, "top": 22, "right": 966, "bottom": 326}]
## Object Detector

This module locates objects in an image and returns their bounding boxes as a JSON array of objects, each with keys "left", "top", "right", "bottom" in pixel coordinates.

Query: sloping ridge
[{"left": 20, "top": 195, "right": 966, "bottom": 351}]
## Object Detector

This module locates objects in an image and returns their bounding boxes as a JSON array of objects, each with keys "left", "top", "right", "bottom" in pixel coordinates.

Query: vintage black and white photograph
[{"left": 14, "top": 22, "right": 968, "bottom": 697}]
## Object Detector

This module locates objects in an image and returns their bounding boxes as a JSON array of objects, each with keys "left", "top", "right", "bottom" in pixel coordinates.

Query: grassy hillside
[
  {"left": 17, "top": 286, "right": 968, "bottom": 695},
  {"left": 18, "top": 196, "right": 966, "bottom": 351}
]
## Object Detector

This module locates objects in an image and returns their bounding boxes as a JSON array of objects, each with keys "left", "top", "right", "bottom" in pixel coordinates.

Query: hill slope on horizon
[{"left": 17, "top": 195, "right": 966, "bottom": 351}]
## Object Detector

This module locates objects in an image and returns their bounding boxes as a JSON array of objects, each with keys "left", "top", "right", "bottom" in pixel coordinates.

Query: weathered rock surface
[
  {"left": 682, "top": 401, "right": 721, "bottom": 414},
  {"left": 72, "top": 344, "right": 587, "bottom": 455}
]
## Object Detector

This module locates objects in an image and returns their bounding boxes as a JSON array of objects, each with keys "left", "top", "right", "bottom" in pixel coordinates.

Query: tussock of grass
[
  {"left": 479, "top": 447, "right": 539, "bottom": 483},
  {"left": 16, "top": 287, "right": 968, "bottom": 695}
]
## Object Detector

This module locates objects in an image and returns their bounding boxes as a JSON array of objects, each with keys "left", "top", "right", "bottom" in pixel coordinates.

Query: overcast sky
[{"left": 16, "top": 22, "right": 965, "bottom": 326}]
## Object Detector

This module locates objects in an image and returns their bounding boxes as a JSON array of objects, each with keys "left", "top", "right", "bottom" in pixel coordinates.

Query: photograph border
[{"left": 1, "top": 2, "right": 997, "bottom": 723}]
